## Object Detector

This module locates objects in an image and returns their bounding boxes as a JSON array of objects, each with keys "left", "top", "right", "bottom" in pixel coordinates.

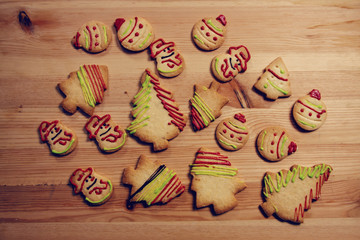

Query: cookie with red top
[
  {"left": 192, "top": 14, "right": 227, "bottom": 51},
  {"left": 114, "top": 17, "right": 154, "bottom": 51},
  {"left": 293, "top": 89, "right": 327, "bottom": 131},
  {"left": 72, "top": 20, "right": 112, "bottom": 53},
  {"left": 215, "top": 113, "right": 249, "bottom": 151}
]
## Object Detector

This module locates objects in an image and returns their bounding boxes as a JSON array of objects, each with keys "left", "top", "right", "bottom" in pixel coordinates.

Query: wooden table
[{"left": 0, "top": 0, "right": 359, "bottom": 239}]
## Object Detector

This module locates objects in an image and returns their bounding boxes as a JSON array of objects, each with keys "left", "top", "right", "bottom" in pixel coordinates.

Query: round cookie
[
  {"left": 256, "top": 126, "right": 297, "bottom": 162},
  {"left": 293, "top": 89, "right": 327, "bottom": 131},
  {"left": 114, "top": 17, "right": 154, "bottom": 51},
  {"left": 215, "top": 113, "right": 249, "bottom": 151},
  {"left": 192, "top": 14, "right": 227, "bottom": 51},
  {"left": 72, "top": 20, "right": 112, "bottom": 53}
]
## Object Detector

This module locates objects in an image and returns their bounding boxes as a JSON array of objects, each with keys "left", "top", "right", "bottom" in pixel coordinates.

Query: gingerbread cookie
[
  {"left": 293, "top": 89, "right": 327, "bottom": 131},
  {"left": 260, "top": 164, "right": 333, "bottom": 223},
  {"left": 85, "top": 114, "right": 127, "bottom": 153},
  {"left": 190, "top": 148, "right": 247, "bottom": 214},
  {"left": 190, "top": 81, "right": 229, "bottom": 131},
  {"left": 70, "top": 167, "right": 113, "bottom": 205},
  {"left": 58, "top": 64, "right": 108, "bottom": 116},
  {"left": 192, "top": 14, "right": 227, "bottom": 50},
  {"left": 150, "top": 38, "right": 185, "bottom": 77},
  {"left": 114, "top": 17, "right": 154, "bottom": 51},
  {"left": 215, "top": 113, "right": 249, "bottom": 151},
  {"left": 72, "top": 21, "right": 112, "bottom": 53},
  {"left": 126, "top": 69, "right": 187, "bottom": 151},
  {"left": 39, "top": 120, "right": 77, "bottom": 155},
  {"left": 257, "top": 126, "right": 297, "bottom": 162},
  {"left": 122, "top": 155, "right": 185, "bottom": 208},
  {"left": 254, "top": 57, "right": 291, "bottom": 100},
  {"left": 211, "top": 45, "right": 251, "bottom": 82}
]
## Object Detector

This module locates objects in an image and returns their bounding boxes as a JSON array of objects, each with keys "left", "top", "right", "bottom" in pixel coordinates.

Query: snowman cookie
[
  {"left": 70, "top": 167, "right": 113, "bottom": 205},
  {"left": 293, "top": 89, "right": 327, "bottom": 131},
  {"left": 72, "top": 20, "right": 112, "bottom": 53},
  {"left": 192, "top": 14, "right": 227, "bottom": 51},
  {"left": 211, "top": 45, "right": 251, "bottom": 82},
  {"left": 39, "top": 120, "right": 78, "bottom": 155},
  {"left": 85, "top": 114, "right": 127, "bottom": 153},
  {"left": 257, "top": 126, "right": 297, "bottom": 162},
  {"left": 114, "top": 17, "right": 155, "bottom": 51},
  {"left": 215, "top": 113, "right": 249, "bottom": 151},
  {"left": 150, "top": 38, "right": 185, "bottom": 77}
]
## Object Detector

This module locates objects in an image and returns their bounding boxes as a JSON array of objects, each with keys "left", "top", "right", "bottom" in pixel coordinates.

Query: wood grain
[{"left": 0, "top": 0, "right": 360, "bottom": 239}]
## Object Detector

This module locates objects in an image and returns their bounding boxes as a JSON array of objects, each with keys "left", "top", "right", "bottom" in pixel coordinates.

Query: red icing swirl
[{"left": 309, "top": 89, "right": 321, "bottom": 100}]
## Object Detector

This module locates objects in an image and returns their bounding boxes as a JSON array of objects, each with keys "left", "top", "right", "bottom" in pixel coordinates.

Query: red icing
[
  {"left": 83, "top": 65, "right": 106, "bottom": 103},
  {"left": 288, "top": 141, "right": 297, "bottom": 155},
  {"left": 146, "top": 70, "right": 186, "bottom": 131},
  {"left": 206, "top": 32, "right": 210, "bottom": 37},
  {"left": 223, "top": 122, "right": 248, "bottom": 135},
  {"left": 297, "top": 100, "right": 326, "bottom": 115},
  {"left": 200, "top": 26, "right": 205, "bottom": 30},
  {"left": 216, "top": 14, "right": 227, "bottom": 26},
  {"left": 229, "top": 45, "right": 251, "bottom": 73},
  {"left": 139, "top": 23, "right": 143, "bottom": 29},
  {"left": 89, "top": 179, "right": 109, "bottom": 195},
  {"left": 129, "top": 39, "right": 133, "bottom": 43},
  {"left": 74, "top": 32, "right": 81, "bottom": 48},
  {"left": 234, "top": 113, "right": 246, "bottom": 123},
  {"left": 161, "top": 53, "right": 183, "bottom": 69},
  {"left": 86, "top": 26, "right": 93, "bottom": 51},
  {"left": 202, "top": 19, "right": 223, "bottom": 36},
  {"left": 238, "top": 137, "right": 242, "bottom": 141},
  {"left": 114, "top": 18, "right": 125, "bottom": 31},
  {"left": 190, "top": 107, "right": 205, "bottom": 131},
  {"left": 195, "top": 151, "right": 231, "bottom": 166},
  {"left": 268, "top": 68, "right": 288, "bottom": 81},
  {"left": 309, "top": 89, "right": 321, "bottom": 100},
  {"left": 85, "top": 114, "right": 124, "bottom": 143},
  {"left": 309, "top": 112, "right": 312, "bottom": 116},
  {"left": 230, "top": 134, "right": 234, "bottom": 138},
  {"left": 95, "top": 42, "right": 99, "bottom": 46},
  {"left": 219, "top": 45, "right": 251, "bottom": 79},
  {"left": 119, "top": 17, "right": 138, "bottom": 42},
  {"left": 93, "top": 26, "right": 96, "bottom": 30},
  {"left": 70, "top": 168, "right": 93, "bottom": 194},
  {"left": 213, "top": 37, "right": 217, "bottom": 41}
]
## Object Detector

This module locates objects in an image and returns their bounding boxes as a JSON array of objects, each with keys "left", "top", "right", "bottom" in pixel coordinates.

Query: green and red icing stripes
[
  {"left": 77, "top": 65, "right": 107, "bottom": 107},
  {"left": 190, "top": 150, "right": 238, "bottom": 179},
  {"left": 127, "top": 70, "right": 186, "bottom": 134},
  {"left": 127, "top": 165, "right": 185, "bottom": 209},
  {"left": 262, "top": 164, "right": 332, "bottom": 198},
  {"left": 190, "top": 92, "right": 215, "bottom": 131}
]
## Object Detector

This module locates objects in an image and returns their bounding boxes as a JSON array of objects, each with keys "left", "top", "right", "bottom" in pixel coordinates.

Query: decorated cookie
[
  {"left": 85, "top": 114, "right": 127, "bottom": 153},
  {"left": 192, "top": 14, "right": 227, "bottom": 50},
  {"left": 122, "top": 155, "right": 185, "bottom": 209},
  {"left": 150, "top": 38, "right": 185, "bottom": 77},
  {"left": 215, "top": 113, "right": 249, "bottom": 151},
  {"left": 293, "top": 89, "right": 327, "bottom": 131},
  {"left": 190, "top": 81, "right": 229, "bottom": 131},
  {"left": 72, "top": 21, "right": 112, "bottom": 53},
  {"left": 257, "top": 126, "right": 297, "bottom": 162},
  {"left": 211, "top": 45, "right": 251, "bottom": 82},
  {"left": 190, "top": 148, "right": 247, "bottom": 214},
  {"left": 126, "top": 69, "right": 187, "bottom": 151},
  {"left": 70, "top": 167, "right": 113, "bottom": 205},
  {"left": 58, "top": 64, "right": 108, "bottom": 116},
  {"left": 260, "top": 164, "right": 333, "bottom": 223},
  {"left": 254, "top": 57, "right": 291, "bottom": 100},
  {"left": 39, "top": 120, "right": 77, "bottom": 155},
  {"left": 114, "top": 17, "right": 154, "bottom": 51}
]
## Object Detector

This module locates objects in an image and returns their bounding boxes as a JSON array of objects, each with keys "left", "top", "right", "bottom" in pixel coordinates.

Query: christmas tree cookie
[
  {"left": 293, "top": 89, "right": 327, "bottom": 131},
  {"left": 58, "top": 64, "right": 108, "bottom": 116},
  {"left": 254, "top": 57, "right": 291, "bottom": 100},
  {"left": 190, "top": 147, "right": 247, "bottom": 214},
  {"left": 190, "top": 81, "right": 229, "bottom": 131},
  {"left": 126, "top": 69, "right": 187, "bottom": 151},
  {"left": 122, "top": 155, "right": 185, "bottom": 209},
  {"left": 260, "top": 164, "right": 333, "bottom": 223}
]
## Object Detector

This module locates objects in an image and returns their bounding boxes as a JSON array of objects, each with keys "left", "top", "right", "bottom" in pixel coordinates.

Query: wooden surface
[{"left": 1, "top": 0, "right": 360, "bottom": 239}]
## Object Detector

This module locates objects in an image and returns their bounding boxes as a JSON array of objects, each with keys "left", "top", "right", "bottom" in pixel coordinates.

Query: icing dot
[
  {"left": 129, "top": 39, "right": 133, "bottom": 43},
  {"left": 168, "top": 122, "right": 171, "bottom": 125},
  {"left": 200, "top": 26, "right": 205, "bottom": 30},
  {"left": 309, "top": 112, "right": 312, "bottom": 116},
  {"left": 135, "top": 32, "right": 139, "bottom": 37},
  {"left": 230, "top": 134, "right": 234, "bottom": 138},
  {"left": 274, "top": 133, "right": 277, "bottom": 136},
  {"left": 238, "top": 137, "right": 242, "bottom": 141},
  {"left": 95, "top": 34, "right": 99, "bottom": 38},
  {"left": 213, "top": 37, "right": 217, "bottom": 41},
  {"left": 139, "top": 23, "right": 143, "bottom": 29},
  {"left": 206, "top": 32, "right": 210, "bottom": 37},
  {"left": 95, "top": 42, "right": 99, "bottom": 46},
  {"left": 270, "top": 150, "right": 274, "bottom": 154},
  {"left": 300, "top": 108, "right": 304, "bottom": 112},
  {"left": 317, "top": 114, "right": 321, "bottom": 118},
  {"left": 93, "top": 26, "right": 96, "bottom": 30},
  {"left": 271, "top": 141, "right": 274, "bottom": 145},
  {"left": 223, "top": 129, "right": 227, "bottom": 133}
]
